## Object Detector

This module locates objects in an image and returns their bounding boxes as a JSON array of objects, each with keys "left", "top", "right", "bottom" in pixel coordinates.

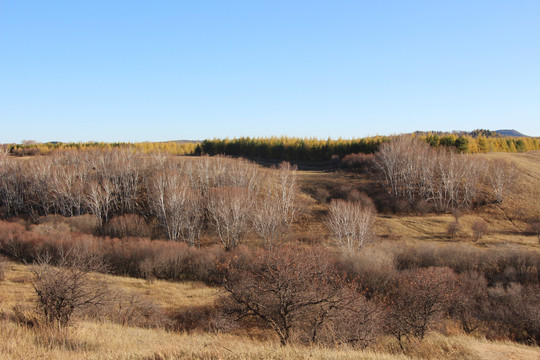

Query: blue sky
[{"left": 1, "top": 0, "right": 539, "bottom": 143}]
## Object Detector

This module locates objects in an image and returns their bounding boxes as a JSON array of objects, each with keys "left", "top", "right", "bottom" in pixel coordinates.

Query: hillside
[
  {"left": 1, "top": 261, "right": 538, "bottom": 360},
  {"left": 495, "top": 129, "right": 529, "bottom": 137}
]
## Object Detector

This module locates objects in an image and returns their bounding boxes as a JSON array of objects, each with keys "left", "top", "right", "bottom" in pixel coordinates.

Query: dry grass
[
  {"left": 0, "top": 261, "right": 219, "bottom": 315},
  {"left": 1, "top": 261, "right": 538, "bottom": 359},
  {"left": 298, "top": 151, "right": 540, "bottom": 250},
  {"left": 2, "top": 316, "right": 538, "bottom": 360}
]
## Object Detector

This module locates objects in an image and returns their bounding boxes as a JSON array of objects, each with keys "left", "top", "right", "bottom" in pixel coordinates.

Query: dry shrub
[
  {"left": 92, "top": 289, "right": 168, "bottom": 328},
  {"left": 317, "top": 292, "right": 385, "bottom": 349},
  {"left": 447, "top": 221, "right": 461, "bottom": 239},
  {"left": 64, "top": 215, "right": 100, "bottom": 234},
  {"left": 471, "top": 220, "right": 488, "bottom": 242},
  {"left": 169, "top": 304, "right": 236, "bottom": 333},
  {"left": 486, "top": 283, "right": 540, "bottom": 344},
  {"left": 340, "top": 153, "right": 376, "bottom": 172},
  {"left": 103, "top": 214, "right": 152, "bottom": 238},
  {"left": 30, "top": 247, "right": 110, "bottom": 328},
  {"left": 450, "top": 271, "right": 488, "bottom": 334},
  {"left": 385, "top": 267, "right": 458, "bottom": 349},
  {"left": 11, "top": 303, "right": 40, "bottom": 328},
  {"left": 335, "top": 246, "right": 398, "bottom": 297},
  {"left": 392, "top": 243, "right": 540, "bottom": 287},
  {"left": 312, "top": 187, "right": 330, "bottom": 203},
  {"left": 219, "top": 246, "right": 349, "bottom": 345}
]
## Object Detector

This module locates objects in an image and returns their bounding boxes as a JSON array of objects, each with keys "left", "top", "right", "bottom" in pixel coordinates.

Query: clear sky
[{"left": 1, "top": 0, "right": 539, "bottom": 143}]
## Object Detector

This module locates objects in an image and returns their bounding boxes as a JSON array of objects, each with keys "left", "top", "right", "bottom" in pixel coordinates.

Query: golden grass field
[{"left": 1, "top": 261, "right": 539, "bottom": 360}]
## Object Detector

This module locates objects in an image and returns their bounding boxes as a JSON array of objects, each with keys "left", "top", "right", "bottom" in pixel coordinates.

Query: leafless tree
[
  {"left": 376, "top": 136, "right": 489, "bottom": 213},
  {"left": 207, "top": 186, "right": 252, "bottom": 250},
  {"left": 450, "top": 271, "right": 488, "bottom": 334},
  {"left": 0, "top": 158, "right": 26, "bottom": 217},
  {"left": 320, "top": 290, "right": 384, "bottom": 348},
  {"left": 85, "top": 178, "right": 115, "bottom": 227},
  {"left": 220, "top": 246, "right": 348, "bottom": 345},
  {"left": 471, "top": 220, "right": 489, "bottom": 242},
  {"left": 488, "top": 159, "right": 517, "bottom": 203},
  {"left": 276, "top": 162, "right": 298, "bottom": 226},
  {"left": 251, "top": 164, "right": 298, "bottom": 248},
  {"left": 385, "top": 267, "right": 457, "bottom": 350},
  {"left": 30, "top": 247, "right": 110, "bottom": 328},
  {"left": 326, "top": 199, "right": 376, "bottom": 253},
  {"left": 148, "top": 170, "right": 203, "bottom": 244}
]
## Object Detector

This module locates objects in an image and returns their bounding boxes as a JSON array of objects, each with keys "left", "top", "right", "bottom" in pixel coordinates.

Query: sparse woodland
[{"left": 0, "top": 138, "right": 539, "bottom": 359}]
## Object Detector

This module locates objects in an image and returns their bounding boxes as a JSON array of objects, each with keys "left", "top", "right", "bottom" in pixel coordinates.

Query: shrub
[
  {"left": 471, "top": 220, "right": 488, "bottom": 242},
  {"left": 102, "top": 214, "right": 152, "bottom": 238},
  {"left": 385, "top": 267, "right": 457, "bottom": 349},
  {"left": 0, "top": 255, "right": 6, "bottom": 281},
  {"left": 447, "top": 221, "right": 461, "bottom": 239},
  {"left": 219, "top": 246, "right": 349, "bottom": 345},
  {"left": 30, "top": 247, "right": 110, "bottom": 328},
  {"left": 450, "top": 271, "right": 488, "bottom": 334},
  {"left": 486, "top": 283, "right": 540, "bottom": 344}
]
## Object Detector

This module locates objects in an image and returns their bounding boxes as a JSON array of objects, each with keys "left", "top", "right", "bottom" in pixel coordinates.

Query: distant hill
[
  {"left": 416, "top": 129, "right": 530, "bottom": 138},
  {"left": 494, "top": 129, "right": 528, "bottom": 137}
]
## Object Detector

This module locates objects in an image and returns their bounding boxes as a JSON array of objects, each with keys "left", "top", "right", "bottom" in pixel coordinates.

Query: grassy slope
[
  {"left": 298, "top": 151, "right": 540, "bottom": 249},
  {"left": 1, "top": 261, "right": 538, "bottom": 360}
]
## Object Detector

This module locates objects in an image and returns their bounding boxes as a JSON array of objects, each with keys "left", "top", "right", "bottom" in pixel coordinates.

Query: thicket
[
  {"left": 1, "top": 219, "right": 538, "bottom": 346},
  {"left": 0, "top": 150, "right": 298, "bottom": 249},
  {"left": 375, "top": 136, "right": 518, "bottom": 212}
]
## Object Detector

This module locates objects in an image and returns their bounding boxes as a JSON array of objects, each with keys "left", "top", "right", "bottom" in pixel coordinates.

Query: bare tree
[
  {"left": 488, "top": 159, "right": 517, "bottom": 203},
  {"left": 251, "top": 164, "right": 297, "bottom": 248},
  {"left": 276, "top": 162, "right": 298, "bottom": 226},
  {"left": 326, "top": 199, "right": 376, "bottom": 253},
  {"left": 450, "top": 271, "right": 488, "bottom": 334},
  {"left": 30, "top": 247, "right": 110, "bottom": 328},
  {"left": 385, "top": 267, "right": 457, "bottom": 350},
  {"left": 148, "top": 170, "right": 203, "bottom": 244},
  {"left": 85, "top": 178, "right": 115, "bottom": 227},
  {"left": 220, "top": 246, "right": 347, "bottom": 345},
  {"left": 471, "top": 220, "right": 489, "bottom": 242},
  {"left": 207, "top": 186, "right": 252, "bottom": 250}
]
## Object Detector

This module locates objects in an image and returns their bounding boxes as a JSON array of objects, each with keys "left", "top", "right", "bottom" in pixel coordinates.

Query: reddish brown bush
[
  {"left": 471, "top": 220, "right": 488, "bottom": 242},
  {"left": 385, "top": 267, "right": 457, "bottom": 349},
  {"left": 340, "top": 153, "right": 376, "bottom": 172},
  {"left": 30, "top": 247, "right": 110, "bottom": 327},
  {"left": 95, "top": 289, "right": 168, "bottom": 328},
  {"left": 103, "top": 214, "right": 152, "bottom": 239},
  {"left": 486, "top": 283, "right": 540, "bottom": 344},
  {"left": 219, "top": 246, "right": 349, "bottom": 345},
  {"left": 0, "top": 255, "right": 6, "bottom": 281},
  {"left": 450, "top": 271, "right": 488, "bottom": 334}
]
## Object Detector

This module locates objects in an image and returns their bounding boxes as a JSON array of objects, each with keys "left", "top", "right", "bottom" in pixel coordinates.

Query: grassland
[
  {"left": 298, "top": 151, "right": 540, "bottom": 249},
  {"left": 1, "top": 261, "right": 539, "bottom": 360},
  {"left": 1, "top": 151, "right": 539, "bottom": 359}
]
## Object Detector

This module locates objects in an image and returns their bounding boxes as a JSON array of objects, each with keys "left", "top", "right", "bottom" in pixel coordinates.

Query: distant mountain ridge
[
  {"left": 415, "top": 129, "right": 530, "bottom": 138},
  {"left": 494, "top": 129, "right": 528, "bottom": 137}
]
